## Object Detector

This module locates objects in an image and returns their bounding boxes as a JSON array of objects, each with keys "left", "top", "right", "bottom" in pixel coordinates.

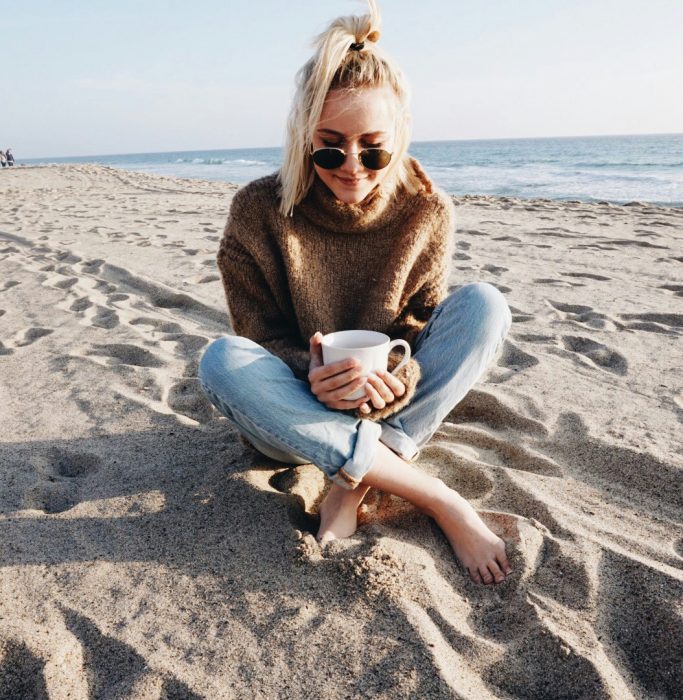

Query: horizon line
[{"left": 21, "top": 130, "right": 683, "bottom": 162}]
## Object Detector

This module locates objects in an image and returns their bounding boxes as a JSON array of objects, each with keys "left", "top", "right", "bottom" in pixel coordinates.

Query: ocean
[{"left": 21, "top": 133, "right": 683, "bottom": 207}]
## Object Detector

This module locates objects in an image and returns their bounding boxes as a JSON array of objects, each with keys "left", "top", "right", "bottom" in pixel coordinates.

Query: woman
[{"left": 198, "top": 0, "right": 513, "bottom": 585}]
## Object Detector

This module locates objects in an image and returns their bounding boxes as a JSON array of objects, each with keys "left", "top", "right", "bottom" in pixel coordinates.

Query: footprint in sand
[
  {"left": 89, "top": 306, "right": 119, "bottom": 329},
  {"left": 70, "top": 296, "right": 93, "bottom": 312},
  {"left": 80, "top": 259, "right": 106, "bottom": 275},
  {"left": 561, "top": 335, "right": 628, "bottom": 375},
  {"left": 24, "top": 448, "right": 101, "bottom": 514},
  {"left": 53, "top": 277, "right": 79, "bottom": 290},
  {"left": 619, "top": 312, "right": 683, "bottom": 334},
  {"left": 268, "top": 465, "right": 323, "bottom": 532},
  {"left": 514, "top": 333, "right": 556, "bottom": 344},
  {"left": 14, "top": 327, "right": 54, "bottom": 347},
  {"left": 197, "top": 275, "right": 220, "bottom": 284},
  {"left": 534, "top": 278, "right": 583, "bottom": 287},
  {"left": 509, "top": 305, "right": 534, "bottom": 324},
  {"left": 0, "top": 280, "right": 20, "bottom": 293},
  {"left": 85, "top": 343, "right": 165, "bottom": 368},
  {"left": 548, "top": 300, "right": 618, "bottom": 330},
  {"left": 130, "top": 317, "right": 183, "bottom": 334},
  {"left": 496, "top": 339, "right": 539, "bottom": 374},
  {"left": 482, "top": 264, "right": 508, "bottom": 276},
  {"left": 659, "top": 284, "right": 683, "bottom": 298},
  {"left": 166, "top": 377, "right": 214, "bottom": 423},
  {"left": 560, "top": 272, "right": 611, "bottom": 281}
]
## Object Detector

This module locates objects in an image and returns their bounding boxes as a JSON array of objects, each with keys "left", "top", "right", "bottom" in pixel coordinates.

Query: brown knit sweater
[{"left": 217, "top": 155, "right": 455, "bottom": 422}]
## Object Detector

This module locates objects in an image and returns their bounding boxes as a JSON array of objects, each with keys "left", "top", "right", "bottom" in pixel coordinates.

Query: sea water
[{"left": 22, "top": 133, "right": 683, "bottom": 206}]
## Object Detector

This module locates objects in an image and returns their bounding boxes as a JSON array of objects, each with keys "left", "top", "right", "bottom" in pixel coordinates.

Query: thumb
[{"left": 309, "top": 331, "right": 323, "bottom": 367}]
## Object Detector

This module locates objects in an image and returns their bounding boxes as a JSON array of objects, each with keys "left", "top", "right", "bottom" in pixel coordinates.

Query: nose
[{"left": 339, "top": 146, "right": 364, "bottom": 176}]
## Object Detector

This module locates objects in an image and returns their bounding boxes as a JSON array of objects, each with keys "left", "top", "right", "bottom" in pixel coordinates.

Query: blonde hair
[{"left": 277, "top": 0, "right": 423, "bottom": 218}]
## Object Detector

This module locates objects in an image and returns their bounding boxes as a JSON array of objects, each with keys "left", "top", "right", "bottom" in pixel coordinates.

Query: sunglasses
[{"left": 311, "top": 146, "right": 392, "bottom": 171}]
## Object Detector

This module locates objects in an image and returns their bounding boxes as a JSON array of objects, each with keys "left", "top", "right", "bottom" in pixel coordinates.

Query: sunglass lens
[
  {"left": 361, "top": 149, "right": 392, "bottom": 170},
  {"left": 312, "top": 148, "right": 345, "bottom": 169}
]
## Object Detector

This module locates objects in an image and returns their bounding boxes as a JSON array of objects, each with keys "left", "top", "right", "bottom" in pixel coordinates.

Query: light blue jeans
[{"left": 198, "top": 282, "right": 512, "bottom": 490}]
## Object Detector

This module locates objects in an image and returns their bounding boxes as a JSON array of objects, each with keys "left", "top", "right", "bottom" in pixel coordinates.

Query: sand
[{"left": 0, "top": 163, "right": 681, "bottom": 699}]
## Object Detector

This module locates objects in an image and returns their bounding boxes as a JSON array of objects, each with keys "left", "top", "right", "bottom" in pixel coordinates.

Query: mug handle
[{"left": 387, "top": 339, "right": 411, "bottom": 375}]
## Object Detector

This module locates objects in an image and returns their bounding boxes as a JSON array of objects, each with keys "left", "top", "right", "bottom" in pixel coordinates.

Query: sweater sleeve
[
  {"left": 217, "top": 190, "right": 310, "bottom": 381},
  {"left": 349, "top": 191, "right": 456, "bottom": 423}
]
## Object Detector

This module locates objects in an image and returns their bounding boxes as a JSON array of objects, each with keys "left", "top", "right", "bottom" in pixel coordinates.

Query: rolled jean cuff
[
  {"left": 379, "top": 421, "right": 420, "bottom": 463},
  {"left": 330, "top": 419, "right": 383, "bottom": 491}
]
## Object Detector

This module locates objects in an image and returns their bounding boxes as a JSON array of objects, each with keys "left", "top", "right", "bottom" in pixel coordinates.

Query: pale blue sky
[{"left": 5, "top": 0, "right": 683, "bottom": 158}]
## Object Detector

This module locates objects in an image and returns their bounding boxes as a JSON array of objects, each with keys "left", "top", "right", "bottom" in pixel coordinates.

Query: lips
[{"left": 337, "top": 176, "right": 364, "bottom": 185}]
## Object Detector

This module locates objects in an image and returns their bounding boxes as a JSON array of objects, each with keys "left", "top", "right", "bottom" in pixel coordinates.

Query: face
[{"left": 311, "top": 86, "right": 396, "bottom": 204}]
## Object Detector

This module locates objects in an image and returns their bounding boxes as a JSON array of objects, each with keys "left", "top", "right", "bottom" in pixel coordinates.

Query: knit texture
[{"left": 217, "top": 155, "right": 455, "bottom": 422}]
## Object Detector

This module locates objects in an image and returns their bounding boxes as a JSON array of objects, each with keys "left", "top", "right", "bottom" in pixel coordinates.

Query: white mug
[{"left": 320, "top": 330, "right": 411, "bottom": 401}]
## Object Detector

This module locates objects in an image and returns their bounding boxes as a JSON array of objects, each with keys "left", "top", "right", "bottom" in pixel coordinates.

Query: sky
[{"left": 4, "top": 0, "right": 683, "bottom": 158}]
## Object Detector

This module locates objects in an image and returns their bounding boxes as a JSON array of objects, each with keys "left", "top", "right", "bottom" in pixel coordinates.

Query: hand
[
  {"left": 308, "top": 332, "right": 372, "bottom": 412},
  {"left": 363, "top": 368, "right": 407, "bottom": 411}
]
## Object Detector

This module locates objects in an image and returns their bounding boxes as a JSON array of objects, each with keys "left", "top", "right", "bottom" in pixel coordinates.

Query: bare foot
[
  {"left": 317, "top": 483, "right": 371, "bottom": 543},
  {"left": 428, "top": 488, "right": 513, "bottom": 585}
]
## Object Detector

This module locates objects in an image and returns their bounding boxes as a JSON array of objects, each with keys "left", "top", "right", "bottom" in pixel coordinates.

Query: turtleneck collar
[{"left": 295, "top": 156, "right": 432, "bottom": 234}]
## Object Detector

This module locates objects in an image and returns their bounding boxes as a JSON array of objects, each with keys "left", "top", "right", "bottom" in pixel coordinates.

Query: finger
[
  {"left": 333, "top": 396, "right": 371, "bottom": 411},
  {"left": 310, "top": 357, "right": 358, "bottom": 383},
  {"left": 364, "top": 380, "right": 386, "bottom": 410},
  {"left": 478, "top": 565, "right": 494, "bottom": 585},
  {"left": 308, "top": 332, "right": 324, "bottom": 370},
  {"left": 487, "top": 559, "right": 506, "bottom": 584},
  {"left": 377, "top": 369, "right": 405, "bottom": 397},
  {"left": 321, "top": 366, "right": 364, "bottom": 393},
  {"left": 328, "top": 393, "right": 371, "bottom": 411},
  {"left": 366, "top": 373, "right": 393, "bottom": 403},
  {"left": 326, "top": 376, "right": 368, "bottom": 402}
]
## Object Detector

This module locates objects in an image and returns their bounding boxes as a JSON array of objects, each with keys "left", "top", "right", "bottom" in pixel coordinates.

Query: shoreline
[{"left": 5, "top": 162, "right": 683, "bottom": 210}]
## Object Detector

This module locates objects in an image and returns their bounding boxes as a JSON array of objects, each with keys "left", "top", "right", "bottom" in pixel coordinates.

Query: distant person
[
  {"left": 5, "top": 149, "right": 14, "bottom": 166},
  {"left": 197, "top": 0, "right": 513, "bottom": 586},
  {"left": 0, "top": 151, "right": 6, "bottom": 168}
]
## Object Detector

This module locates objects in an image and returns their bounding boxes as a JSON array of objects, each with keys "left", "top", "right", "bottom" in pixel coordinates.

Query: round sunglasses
[{"left": 310, "top": 145, "right": 392, "bottom": 171}]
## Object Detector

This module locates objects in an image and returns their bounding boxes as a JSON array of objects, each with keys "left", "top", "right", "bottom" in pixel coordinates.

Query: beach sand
[{"left": 0, "top": 164, "right": 681, "bottom": 698}]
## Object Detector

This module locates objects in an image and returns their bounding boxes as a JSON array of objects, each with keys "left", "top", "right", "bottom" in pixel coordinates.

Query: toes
[
  {"left": 495, "top": 543, "right": 513, "bottom": 575},
  {"left": 478, "top": 566, "right": 494, "bottom": 585},
  {"left": 487, "top": 559, "right": 506, "bottom": 584},
  {"left": 468, "top": 568, "right": 482, "bottom": 584}
]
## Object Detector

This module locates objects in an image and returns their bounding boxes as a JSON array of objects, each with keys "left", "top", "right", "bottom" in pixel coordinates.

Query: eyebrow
[{"left": 316, "top": 129, "right": 388, "bottom": 137}]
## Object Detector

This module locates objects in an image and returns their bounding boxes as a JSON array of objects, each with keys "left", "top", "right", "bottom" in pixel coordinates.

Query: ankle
[{"left": 420, "top": 477, "right": 454, "bottom": 519}]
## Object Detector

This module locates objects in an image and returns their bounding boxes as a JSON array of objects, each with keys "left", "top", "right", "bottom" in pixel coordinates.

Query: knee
[
  {"left": 450, "top": 282, "right": 512, "bottom": 336},
  {"left": 197, "top": 334, "right": 244, "bottom": 392}
]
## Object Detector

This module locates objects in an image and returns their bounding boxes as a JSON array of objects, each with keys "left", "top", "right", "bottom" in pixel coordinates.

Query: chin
[{"left": 330, "top": 181, "right": 375, "bottom": 204}]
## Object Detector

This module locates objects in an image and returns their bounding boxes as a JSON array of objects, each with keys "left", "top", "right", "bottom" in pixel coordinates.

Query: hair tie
[{"left": 349, "top": 41, "right": 365, "bottom": 51}]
